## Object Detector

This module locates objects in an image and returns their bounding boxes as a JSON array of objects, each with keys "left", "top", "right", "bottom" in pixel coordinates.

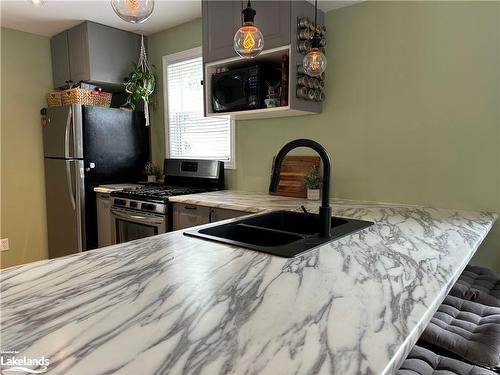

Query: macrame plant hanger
[{"left": 138, "top": 34, "right": 153, "bottom": 126}]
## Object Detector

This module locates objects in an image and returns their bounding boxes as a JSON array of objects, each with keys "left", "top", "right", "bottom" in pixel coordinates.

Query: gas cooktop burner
[{"left": 111, "top": 185, "right": 207, "bottom": 202}]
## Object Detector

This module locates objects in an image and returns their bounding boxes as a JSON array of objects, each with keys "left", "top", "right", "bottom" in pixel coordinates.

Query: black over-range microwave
[{"left": 211, "top": 65, "right": 280, "bottom": 113}]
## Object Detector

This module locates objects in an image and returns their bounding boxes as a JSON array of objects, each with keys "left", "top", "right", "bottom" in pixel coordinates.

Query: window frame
[{"left": 162, "top": 46, "right": 236, "bottom": 169}]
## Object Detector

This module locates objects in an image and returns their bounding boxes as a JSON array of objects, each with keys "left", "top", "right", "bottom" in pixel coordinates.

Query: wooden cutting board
[{"left": 269, "top": 155, "right": 320, "bottom": 198}]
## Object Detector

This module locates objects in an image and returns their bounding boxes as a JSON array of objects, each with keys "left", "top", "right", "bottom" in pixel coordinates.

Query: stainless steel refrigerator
[{"left": 43, "top": 105, "right": 149, "bottom": 258}]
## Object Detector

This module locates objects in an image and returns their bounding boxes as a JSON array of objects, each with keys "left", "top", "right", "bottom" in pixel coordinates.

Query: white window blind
[{"left": 165, "top": 54, "right": 232, "bottom": 163}]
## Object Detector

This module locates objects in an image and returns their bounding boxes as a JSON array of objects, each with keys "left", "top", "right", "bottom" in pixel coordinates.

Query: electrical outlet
[{"left": 0, "top": 238, "right": 9, "bottom": 251}]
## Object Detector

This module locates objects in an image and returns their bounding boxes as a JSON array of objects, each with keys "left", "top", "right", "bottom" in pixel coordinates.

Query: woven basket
[
  {"left": 47, "top": 92, "right": 62, "bottom": 107},
  {"left": 89, "top": 89, "right": 112, "bottom": 107},
  {"left": 61, "top": 88, "right": 112, "bottom": 107},
  {"left": 61, "top": 88, "right": 93, "bottom": 105}
]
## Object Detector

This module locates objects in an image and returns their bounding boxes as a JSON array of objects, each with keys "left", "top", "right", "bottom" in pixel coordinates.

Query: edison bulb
[
  {"left": 111, "top": 0, "right": 154, "bottom": 24},
  {"left": 233, "top": 25, "right": 264, "bottom": 58},
  {"left": 303, "top": 48, "right": 327, "bottom": 77}
]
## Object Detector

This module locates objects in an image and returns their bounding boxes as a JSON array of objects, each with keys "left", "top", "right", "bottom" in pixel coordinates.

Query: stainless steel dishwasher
[{"left": 96, "top": 193, "right": 113, "bottom": 247}]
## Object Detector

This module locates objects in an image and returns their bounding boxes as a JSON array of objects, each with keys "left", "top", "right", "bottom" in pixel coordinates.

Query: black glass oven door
[
  {"left": 111, "top": 207, "right": 166, "bottom": 245},
  {"left": 115, "top": 219, "right": 158, "bottom": 244}
]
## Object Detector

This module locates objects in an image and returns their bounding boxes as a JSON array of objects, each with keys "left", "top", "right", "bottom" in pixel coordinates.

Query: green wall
[
  {"left": 0, "top": 28, "right": 53, "bottom": 268},
  {"left": 148, "top": 18, "right": 203, "bottom": 168},
  {"left": 150, "top": 2, "right": 500, "bottom": 268}
]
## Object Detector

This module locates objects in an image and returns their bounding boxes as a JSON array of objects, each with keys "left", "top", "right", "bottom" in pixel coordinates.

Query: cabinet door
[
  {"left": 202, "top": 0, "right": 242, "bottom": 63},
  {"left": 210, "top": 207, "right": 248, "bottom": 223},
  {"left": 251, "top": 1, "right": 291, "bottom": 50},
  {"left": 172, "top": 203, "right": 211, "bottom": 231},
  {"left": 96, "top": 193, "right": 112, "bottom": 248},
  {"left": 86, "top": 22, "right": 141, "bottom": 84},
  {"left": 50, "top": 31, "right": 71, "bottom": 89},
  {"left": 67, "top": 23, "right": 90, "bottom": 83}
]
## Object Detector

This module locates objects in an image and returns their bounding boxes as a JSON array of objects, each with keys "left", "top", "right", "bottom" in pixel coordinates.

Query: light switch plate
[{"left": 0, "top": 238, "right": 9, "bottom": 251}]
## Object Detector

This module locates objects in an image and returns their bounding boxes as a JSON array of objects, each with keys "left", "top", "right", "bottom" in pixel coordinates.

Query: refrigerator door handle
[
  {"left": 66, "top": 160, "right": 76, "bottom": 210},
  {"left": 64, "top": 106, "right": 72, "bottom": 158},
  {"left": 74, "top": 160, "right": 84, "bottom": 253}
]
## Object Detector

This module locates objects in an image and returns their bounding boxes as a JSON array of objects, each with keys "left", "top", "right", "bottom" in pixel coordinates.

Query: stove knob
[
  {"left": 141, "top": 203, "right": 156, "bottom": 211},
  {"left": 114, "top": 199, "right": 126, "bottom": 206}
]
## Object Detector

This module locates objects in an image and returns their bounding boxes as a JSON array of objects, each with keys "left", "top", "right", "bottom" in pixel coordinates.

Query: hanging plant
[{"left": 124, "top": 34, "right": 155, "bottom": 126}]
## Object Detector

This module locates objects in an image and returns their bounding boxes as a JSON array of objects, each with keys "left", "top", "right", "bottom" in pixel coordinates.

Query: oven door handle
[{"left": 110, "top": 208, "right": 165, "bottom": 225}]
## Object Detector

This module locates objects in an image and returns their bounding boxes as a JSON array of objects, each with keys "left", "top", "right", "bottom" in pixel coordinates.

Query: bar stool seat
[
  {"left": 450, "top": 265, "right": 500, "bottom": 308},
  {"left": 397, "top": 345, "right": 496, "bottom": 375},
  {"left": 420, "top": 295, "right": 500, "bottom": 368}
]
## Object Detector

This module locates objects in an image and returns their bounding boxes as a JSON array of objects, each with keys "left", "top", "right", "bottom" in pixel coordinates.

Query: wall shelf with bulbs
[{"left": 202, "top": 0, "right": 325, "bottom": 121}]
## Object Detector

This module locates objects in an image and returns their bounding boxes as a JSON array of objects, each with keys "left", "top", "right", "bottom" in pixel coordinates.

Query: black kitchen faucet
[{"left": 269, "top": 139, "right": 332, "bottom": 238}]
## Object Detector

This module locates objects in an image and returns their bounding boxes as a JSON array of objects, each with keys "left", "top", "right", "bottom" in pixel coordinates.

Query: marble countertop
[
  {"left": 169, "top": 190, "right": 318, "bottom": 213},
  {"left": 168, "top": 190, "right": 415, "bottom": 213},
  {"left": 1, "top": 191, "right": 496, "bottom": 375}
]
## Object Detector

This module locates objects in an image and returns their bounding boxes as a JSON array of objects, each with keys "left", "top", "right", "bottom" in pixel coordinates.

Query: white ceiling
[{"left": 0, "top": 0, "right": 360, "bottom": 38}]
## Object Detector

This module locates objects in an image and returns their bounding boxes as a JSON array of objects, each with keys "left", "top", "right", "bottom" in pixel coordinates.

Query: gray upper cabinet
[
  {"left": 202, "top": 1, "right": 291, "bottom": 63},
  {"left": 202, "top": 0, "right": 325, "bottom": 119},
  {"left": 50, "top": 32, "right": 71, "bottom": 89},
  {"left": 251, "top": 1, "right": 290, "bottom": 50},
  {"left": 86, "top": 22, "right": 141, "bottom": 84},
  {"left": 50, "top": 21, "right": 141, "bottom": 89},
  {"left": 202, "top": 1, "right": 242, "bottom": 63},
  {"left": 67, "top": 23, "right": 90, "bottom": 84}
]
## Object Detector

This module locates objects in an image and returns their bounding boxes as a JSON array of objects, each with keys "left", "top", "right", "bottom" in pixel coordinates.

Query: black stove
[
  {"left": 112, "top": 185, "right": 208, "bottom": 203},
  {"left": 109, "top": 159, "right": 224, "bottom": 220},
  {"left": 108, "top": 159, "right": 223, "bottom": 245}
]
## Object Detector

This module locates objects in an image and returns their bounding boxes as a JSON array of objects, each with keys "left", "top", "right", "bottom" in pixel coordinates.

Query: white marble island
[{"left": 0, "top": 191, "right": 496, "bottom": 375}]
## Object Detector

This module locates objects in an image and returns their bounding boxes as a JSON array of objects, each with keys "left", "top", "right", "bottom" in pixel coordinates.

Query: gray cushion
[
  {"left": 397, "top": 345, "right": 496, "bottom": 375},
  {"left": 420, "top": 295, "right": 500, "bottom": 368},
  {"left": 450, "top": 266, "right": 500, "bottom": 308}
]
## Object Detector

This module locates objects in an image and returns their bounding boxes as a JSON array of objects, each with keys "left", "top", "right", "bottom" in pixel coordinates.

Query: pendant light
[
  {"left": 303, "top": 0, "right": 327, "bottom": 77},
  {"left": 233, "top": 1, "right": 264, "bottom": 58},
  {"left": 111, "top": 0, "right": 154, "bottom": 24}
]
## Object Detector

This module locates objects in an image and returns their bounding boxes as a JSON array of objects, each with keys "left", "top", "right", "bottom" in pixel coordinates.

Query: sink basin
[
  {"left": 184, "top": 210, "right": 373, "bottom": 258},
  {"left": 197, "top": 223, "right": 304, "bottom": 247},
  {"left": 240, "top": 210, "right": 349, "bottom": 235}
]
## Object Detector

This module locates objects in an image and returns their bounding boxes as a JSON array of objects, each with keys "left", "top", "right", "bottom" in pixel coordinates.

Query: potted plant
[
  {"left": 304, "top": 166, "right": 322, "bottom": 200},
  {"left": 124, "top": 35, "right": 155, "bottom": 126},
  {"left": 124, "top": 61, "right": 155, "bottom": 125},
  {"left": 144, "top": 162, "right": 161, "bottom": 183}
]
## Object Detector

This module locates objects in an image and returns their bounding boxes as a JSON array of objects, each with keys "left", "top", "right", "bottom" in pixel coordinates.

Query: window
[{"left": 163, "top": 47, "right": 235, "bottom": 169}]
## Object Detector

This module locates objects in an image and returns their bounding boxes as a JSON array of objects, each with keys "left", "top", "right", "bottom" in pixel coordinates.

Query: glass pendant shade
[
  {"left": 111, "top": 0, "right": 154, "bottom": 24},
  {"left": 234, "top": 1, "right": 264, "bottom": 58},
  {"left": 302, "top": 0, "right": 327, "bottom": 77},
  {"left": 233, "top": 24, "right": 264, "bottom": 58},
  {"left": 303, "top": 48, "right": 327, "bottom": 77}
]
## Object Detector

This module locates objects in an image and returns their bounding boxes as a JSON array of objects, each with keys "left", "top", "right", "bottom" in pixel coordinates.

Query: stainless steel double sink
[{"left": 184, "top": 210, "right": 373, "bottom": 258}]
